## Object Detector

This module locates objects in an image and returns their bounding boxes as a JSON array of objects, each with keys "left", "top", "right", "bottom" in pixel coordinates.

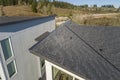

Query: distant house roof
[
  {"left": 0, "top": 15, "right": 56, "bottom": 26},
  {"left": 30, "top": 20, "right": 120, "bottom": 80}
]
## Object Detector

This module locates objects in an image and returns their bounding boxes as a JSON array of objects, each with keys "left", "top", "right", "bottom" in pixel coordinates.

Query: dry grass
[
  {"left": 3, "top": 5, "right": 44, "bottom": 16},
  {"left": 53, "top": 7, "right": 73, "bottom": 17},
  {"left": 2, "top": 5, "right": 74, "bottom": 17},
  {"left": 73, "top": 13, "right": 120, "bottom": 26},
  {"left": 2, "top": 5, "right": 120, "bottom": 26}
]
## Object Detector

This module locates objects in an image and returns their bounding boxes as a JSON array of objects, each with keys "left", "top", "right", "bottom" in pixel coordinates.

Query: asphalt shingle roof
[{"left": 30, "top": 20, "right": 120, "bottom": 80}]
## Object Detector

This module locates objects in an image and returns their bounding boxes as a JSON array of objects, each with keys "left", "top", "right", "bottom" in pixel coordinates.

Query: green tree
[
  {"left": 28, "top": 0, "right": 33, "bottom": 5},
  {"left": 31, "top": 0, "right": 37, "bottom": 13},
  {"left": 47, "top": 3, "right": 53, "bottom": 15},
  {"left": 80, "top": 4, "right": 88, "bottom": 8},
  {"left": 101, "top": 5, "right": 115, "bottom": 8},
  {"left": 52, "top": 1, "right": 75, "bottom": 9},
  {"left": 0, "top": 5, "right": 4, "bottom": 16},
  {"left": 93, "top": 4, "right": 97, "bottom": 11},
  {"left": 93, "top": 4, "right": 97, "bottom": 8}
]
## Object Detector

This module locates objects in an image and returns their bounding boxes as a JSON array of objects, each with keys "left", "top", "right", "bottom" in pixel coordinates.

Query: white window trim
[
  {"left": 45, "top": 60, "right": 86, "bottom": 80},
  {"left": 0, "top": 38, "right": 14, "bottom": 62},
  {"left": 0, "top": 38, "right": 17, "bottom": 79},
  {"left": 6, "top": 38, "right": 14, "bottom": 62},
  {"left": 8, "top": 60, "right": 18, "bottom": 79}
]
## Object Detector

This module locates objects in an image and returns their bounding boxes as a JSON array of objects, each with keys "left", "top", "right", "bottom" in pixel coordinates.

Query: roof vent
[
  {"left": 70, "top": 37, "right": 72, "bottom": 40},
  {"left": 99, "top": 49, "right": 103, "bottom": 52}
]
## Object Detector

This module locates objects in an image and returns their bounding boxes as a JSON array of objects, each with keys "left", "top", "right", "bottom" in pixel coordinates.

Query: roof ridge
[{"left": 65, "top": 24, "right": 120, "bottom": 73}]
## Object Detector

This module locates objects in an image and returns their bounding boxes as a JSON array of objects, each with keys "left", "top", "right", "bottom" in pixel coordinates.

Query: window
[
  {"left": 1, "top": 39, "right": 12, "bottom": 60},
  {"left": 7, "top": 61, "right": 16, "bottom": 77},
  {"left": 1, "top": 38, "right": 17, "bottom": 78}
]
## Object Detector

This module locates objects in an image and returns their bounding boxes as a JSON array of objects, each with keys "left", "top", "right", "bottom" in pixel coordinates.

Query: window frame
[
  {"left": 1, "top": 38, "right": 14, "bottom": 61},
  {"left": 0, "top": 38, "right": 17, "bottom": 79},
  {"left": 7, "top": 60, "right": 17, "bottom": 78}
]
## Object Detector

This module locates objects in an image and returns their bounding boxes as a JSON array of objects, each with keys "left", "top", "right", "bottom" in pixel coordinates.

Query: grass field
[
  {"left": 72, "top": 13, "right": 120, "bottom": 26},
  {"left": 2, "top": 5, "right": 120, "bottom": 26}
]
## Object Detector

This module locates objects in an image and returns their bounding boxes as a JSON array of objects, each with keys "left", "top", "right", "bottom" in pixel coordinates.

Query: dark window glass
[
  {"left": 1, "top": 39, "right": 12, "bottom": 60},
  {"left": 7, "top": 61, "right": 16, "bottom": 77}
]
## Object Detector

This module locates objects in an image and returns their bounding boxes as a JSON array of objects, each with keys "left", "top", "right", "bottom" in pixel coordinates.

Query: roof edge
[
  {"left": 29, "top": 48, "right": 88, "bottom": 80},
  {"left": 0, "top": 15, "right": 56, "bottom": 26}
]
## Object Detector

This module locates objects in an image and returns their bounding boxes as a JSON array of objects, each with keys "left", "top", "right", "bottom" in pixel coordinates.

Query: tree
[
  {"left": 93, "top": 4, "right": 97, "bottom": 11},
  {"left": 52, "top": 1, "right": 75, "bottom": 9},
  {"left": 31, "top": 0, "right": 37, "bottom": 13},
  {"left": 80, "top": 4, "right": 88, "bottom": 8},
  {"left": 0, "top": 5, "right": 4, "bottom": 16},
  {"left": 47, "top": 3, "right": 53, "bottom": 15},
  {"left": 28, "top": 0, "right": 33, "bottom": 5},
  {"left": 101, "top": 5, "right": 115, "bottom": 8},
  {"left": 93, "top": 4, "right": 97, "bottom": 8},
  {"left": 84, "top": 4, "right": 88, "bottom": 8},
  {"left": 116, "top": 6, "right": 120, "bottom": 12}
]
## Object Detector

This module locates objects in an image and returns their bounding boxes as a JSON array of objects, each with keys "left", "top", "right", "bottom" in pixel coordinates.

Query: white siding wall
[
  {"left": 0, "top": 58, "right": 7, "bottom": 80},
  {"left": 0, "top": 17, "right": 55, "bottom": 80}
]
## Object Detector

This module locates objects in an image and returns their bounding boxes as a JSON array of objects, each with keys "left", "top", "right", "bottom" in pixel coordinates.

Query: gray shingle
[
  {"left": 66, "top": 21, "right": 120, "bottom": 71},
  {"left": 30, "top": 20, "right": 120, "bottom": 80}
]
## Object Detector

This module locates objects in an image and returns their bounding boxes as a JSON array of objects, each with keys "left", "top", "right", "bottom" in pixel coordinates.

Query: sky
[{"left": 58, "top": 0, "right": 120, "bottom": 8}]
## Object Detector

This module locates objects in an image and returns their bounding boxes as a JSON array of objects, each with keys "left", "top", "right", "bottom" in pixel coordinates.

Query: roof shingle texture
[{"left": 30, "top": 20, "right": 120, "bottom": 80}]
